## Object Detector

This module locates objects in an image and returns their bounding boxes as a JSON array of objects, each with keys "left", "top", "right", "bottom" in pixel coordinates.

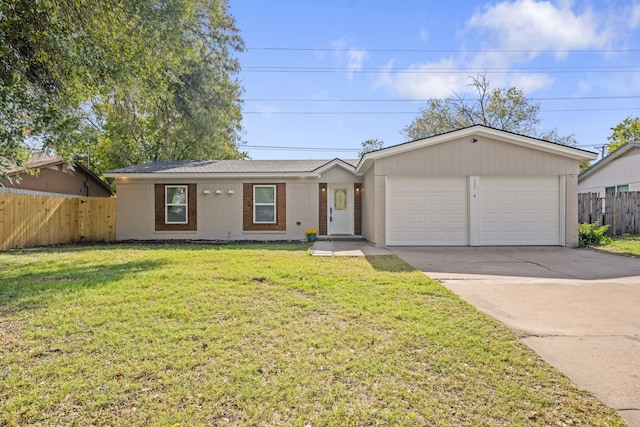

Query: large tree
[
  {"left": 607, "top": 117, "right": 640, "bottom": 154},
  {"left": 0, "top": 0, "right": 245, "bottom": 180},
  {"left": 402, "top": 74, "right": 576, "bottom": 146}
]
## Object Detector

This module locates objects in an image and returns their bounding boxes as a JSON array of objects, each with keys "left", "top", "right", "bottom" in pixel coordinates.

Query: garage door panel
[
  {"left": 387, "top": 177, "right": 468, "bottom": 246},
  {"left": 479, "top": 176, "right": 560, "bottom": 245}
]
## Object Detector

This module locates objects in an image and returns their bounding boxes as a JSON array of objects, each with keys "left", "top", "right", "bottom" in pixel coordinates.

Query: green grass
[
  {"left": 0, "top": 244, "right": 625, "bottom": 426},
  {"left": 596, "top": 235, "right": 640, "bottom": 258}
]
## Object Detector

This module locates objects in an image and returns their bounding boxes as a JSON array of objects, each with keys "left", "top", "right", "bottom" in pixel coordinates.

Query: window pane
[
  {"left": 167, "top": 187, "right": 186, "bottom": 205},
  {"left": 617, "top": 184, "right": 629, "bottom": 192},
  {"left": 334, "top": 188, "right": 347, "bottom": 210},
  {"left": 255, "top": 205, "right": 275, "bottom": 223},
  {"left": 255, "top": 186, "right": 275, "bottom": 203},
  {"left": 167, "top": 205, "right": 187, "bottom": 223}
]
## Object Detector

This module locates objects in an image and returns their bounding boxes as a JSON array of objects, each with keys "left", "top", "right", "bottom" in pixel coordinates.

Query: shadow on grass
[
  {"left": 365, "top": 255, "right": 417, "bottom": 272},
  {"left": 0, "top": 259, "right": 165, "bottom": 316}
]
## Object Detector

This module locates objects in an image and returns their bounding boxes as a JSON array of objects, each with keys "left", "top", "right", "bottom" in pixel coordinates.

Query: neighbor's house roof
[
  {"left": 105, "top": 158, "right": 359, "bottom": 179},
  {"left": 4, "top": 156, "right": 114, "bottom": 196},
  {"left": 579, "top": 141, "right": 640, "bottom": 181}
]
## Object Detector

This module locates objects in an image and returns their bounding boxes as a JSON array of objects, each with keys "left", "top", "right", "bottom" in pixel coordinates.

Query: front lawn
[
  {"left": 0, "top": 244, "right": 624, "bottom": 426},
  {"left": 597, "top": 235, "right": 640, "bottom": 258}
]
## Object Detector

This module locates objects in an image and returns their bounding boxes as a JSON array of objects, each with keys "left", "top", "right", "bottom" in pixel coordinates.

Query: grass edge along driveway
[{"left": 0, "top": 244, "right": 626, "bottom": 426}]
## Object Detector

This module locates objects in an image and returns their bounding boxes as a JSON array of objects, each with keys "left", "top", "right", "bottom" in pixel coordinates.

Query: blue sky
[{"left": 229, "top": 0, "right": 640, "bottom": 160}]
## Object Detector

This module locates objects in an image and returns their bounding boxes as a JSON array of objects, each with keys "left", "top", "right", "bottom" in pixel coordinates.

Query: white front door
[{"left": 328, "top": 184, "right": 353, "bottom": 235}]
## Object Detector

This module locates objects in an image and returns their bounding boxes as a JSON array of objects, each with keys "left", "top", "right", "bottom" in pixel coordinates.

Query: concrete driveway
[{"left": 391, "top": 246, "right": 640, "bottom": 426}]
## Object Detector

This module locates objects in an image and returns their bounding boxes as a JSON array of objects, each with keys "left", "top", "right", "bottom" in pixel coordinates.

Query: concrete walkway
[
  {"left": 310, "top": 240, "right": 391, "bottom": 257},
  {"left": 391, "top": 246, "right": 640, "bottom": 427}
]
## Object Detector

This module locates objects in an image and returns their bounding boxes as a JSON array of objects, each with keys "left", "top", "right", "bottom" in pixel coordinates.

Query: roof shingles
[{"left": 108, "top": 159, "right": 359, "bottom": 174}]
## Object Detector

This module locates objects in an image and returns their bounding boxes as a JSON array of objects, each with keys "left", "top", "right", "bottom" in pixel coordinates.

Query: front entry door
[{"left": 328, "top": 184, "right": 353, "bottom": 235}]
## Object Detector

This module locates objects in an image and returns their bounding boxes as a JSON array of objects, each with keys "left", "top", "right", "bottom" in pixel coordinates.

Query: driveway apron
[{"left": 391, "top": 246, "right": 640, "bottom": 427}]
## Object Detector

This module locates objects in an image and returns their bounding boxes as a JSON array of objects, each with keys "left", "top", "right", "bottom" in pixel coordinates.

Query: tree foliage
[
  {"left": 359, "top": 139, "right": 384, "bottom": 157},
  {"left": 0, "top": 0, "right": 245, "bottom": 179},
  {"left": 402, "top": 74, "right": 576, "bottom": 146},
  {"left": 607, "top": 117, "right": 640, "bottom": 154}
]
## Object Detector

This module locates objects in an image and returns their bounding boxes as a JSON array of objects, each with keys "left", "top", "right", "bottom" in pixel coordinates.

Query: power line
[
  {"left": 243, "top": 66, "right": 640, "bottom": 74},
  {"left": 243, "top": 107, "right": 640, "bottom": 115},
  {"left": 243, "top": 142, "right": 601, "bottom": 152},
  {"left": 243, "top": 95, "right": 640, "bottom": 102},
  {"left": 247, "top": 47, "right": 640, "bottom": 54},
  {"left": 243, "top": 144, "right": 358, "bottom": 152}
]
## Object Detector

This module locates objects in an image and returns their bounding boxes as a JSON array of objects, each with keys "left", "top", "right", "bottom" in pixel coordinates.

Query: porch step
[{"left": 317, "top": 235, "right": 365, "bottom": 242}]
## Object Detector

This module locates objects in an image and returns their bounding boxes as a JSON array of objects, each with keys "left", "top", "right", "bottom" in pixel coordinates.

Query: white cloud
[
  {"left": 506, "top": 73, "right": 555, "bottom": 93},
  {"left": 466, "top": 0, "right": 610, "bottom": 59},
  {"left": 630, "top": 3, "right": 640, "bottom": 28},
  {"left": 330, "top": 39, "right": 369, "bottom": 80},
  {"left": 376, "top": 1, "right": 613, "bottom": 99},
  {"left": 375, "top": 54, "right": 555, "bottom": 100},
  {"left": 376, "top": 58, "right": 476, "bottom": 99},
  {"left": 347, "top": 49, "right": 369, "bottom": 72},
  {"left": 419, "top": 29, "right": 429, "bottom": 42}
]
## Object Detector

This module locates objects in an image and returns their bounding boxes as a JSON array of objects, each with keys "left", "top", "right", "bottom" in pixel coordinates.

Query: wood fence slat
[
  {"left": 580, "top": 191, "right": 640, "bottom": 236},
  {"left": 0, "top": 193, "right": 115, "bottom": 250}
]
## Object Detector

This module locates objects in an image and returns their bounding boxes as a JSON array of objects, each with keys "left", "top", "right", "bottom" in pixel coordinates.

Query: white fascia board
[
  {"left": 474, "top": 128, "right": 598, "bottom": 161},
  {"left": 313, "top": 159, "right": 357, "bottom": 175},
  {"left": 104, "top": 172, "right": 322, "bottom": 179}
]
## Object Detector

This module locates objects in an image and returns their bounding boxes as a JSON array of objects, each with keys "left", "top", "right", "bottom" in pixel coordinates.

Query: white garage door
[
  {"left": 387, "top": 177, "right": 468, "bottom": 246},
  {"left": 478, "top": 176, "right": 560, "bottom": 245}
]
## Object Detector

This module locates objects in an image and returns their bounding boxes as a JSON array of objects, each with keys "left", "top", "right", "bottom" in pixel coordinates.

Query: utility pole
[{"left": 594, "top": 144, "right": 609, "bottom": 159}]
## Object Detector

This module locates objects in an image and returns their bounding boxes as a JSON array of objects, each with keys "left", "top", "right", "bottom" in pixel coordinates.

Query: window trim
[
  {"left": 253, "top": 184, "right": 277, "bottom": 224},
  {"left": 155, "top": 183, "right": 197, "bottom": 232},
  {"left": 165, "top": 185, "right": 188, "bottom": 224},
  {"left": 243, "top": 183, "right": 286, "bottom": 231}
]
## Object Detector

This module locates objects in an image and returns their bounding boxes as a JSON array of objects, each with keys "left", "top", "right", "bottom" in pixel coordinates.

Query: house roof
[
  {"left": 356, "top": 125, "right": 598, "bottom": 174},
  {"left": 104, "top": 158, "right": 359, "bottom": 178},
  {"left": 578, "top": 141, "right": 640, "bottom": 181},
  {"left": 5, "top": 156, "right": 114, "bottom": 195},
  {"left": 105, "top": 126, "right": 598, "bottom": 179}
]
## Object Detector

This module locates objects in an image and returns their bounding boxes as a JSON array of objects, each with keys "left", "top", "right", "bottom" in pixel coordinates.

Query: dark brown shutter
[
  {"left": 319, "top": 183, "right": 327, "bottom": 235},
  {"left": 243, "top": 183, "right": 286, "bottom": 231}
]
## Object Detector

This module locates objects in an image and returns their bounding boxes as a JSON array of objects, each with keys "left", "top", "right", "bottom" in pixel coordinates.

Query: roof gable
[
  {"left": 357, "top": 125, "right": 597, "bottom": 174},
  {"left": 4, "top": 156, "right": 113, "bottom": 196},
  {"left": 579, "top": 142, "right": 640, "bottom": 181}
]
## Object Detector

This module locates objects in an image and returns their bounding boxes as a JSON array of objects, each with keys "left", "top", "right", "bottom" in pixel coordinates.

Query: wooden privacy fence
[
  {"left": 578, "top": 191, "right": 640, "bottom": 236},
  {"left": 0, "top": 191, "right": 115, "bottom": 250}
]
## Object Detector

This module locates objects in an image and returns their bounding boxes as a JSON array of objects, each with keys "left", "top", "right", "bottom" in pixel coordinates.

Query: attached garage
[{"left": 357, "top": 125, "right": 598, "bottom": 248}]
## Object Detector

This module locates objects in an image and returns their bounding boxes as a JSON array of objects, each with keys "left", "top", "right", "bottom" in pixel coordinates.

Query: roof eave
[
  {"left": 104, "top": 171, "right": 323, "bottom": 179},
  {"left": 579, "top": 142, "right": 640, "bottom": 180}
]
